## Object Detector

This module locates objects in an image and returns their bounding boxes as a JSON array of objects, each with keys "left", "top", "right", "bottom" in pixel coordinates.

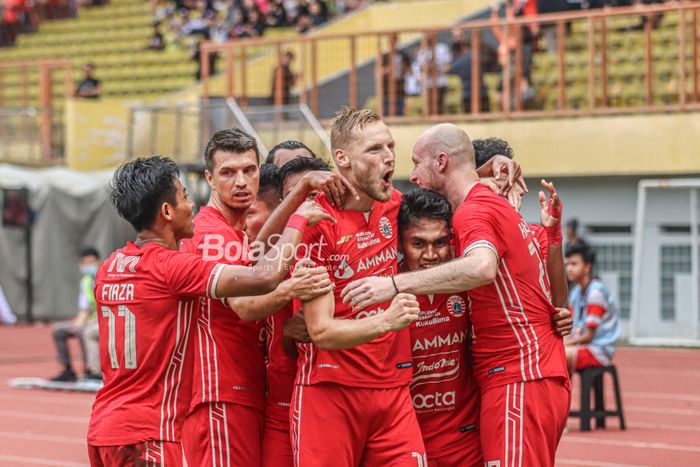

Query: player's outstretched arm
[
  {"left": 341, "top": 248, "right": 497, "bottom": 311},
  {"left": 227, "top": 259, "right": 333, "bottom": 322},
  {"left": 304, "top": 292, "right": 419, "bottom": 350},
  {"left": 215, "top": 201, "right": 335, "bottom": 298}
]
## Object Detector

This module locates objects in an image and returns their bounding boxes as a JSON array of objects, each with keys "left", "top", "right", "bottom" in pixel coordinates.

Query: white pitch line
[
  {"left": 627, "top": 421, "right": 700, "bottom": 432},
  {"left": 0, "top": 454, "right": 87, "bottom": 467},
  {"left": 0, "top": 410, "right": 86, "bottom": 424},
  {"left": 624, "top": 391, "right": 700, "bottom": 402},
  {"left": 557, "top": 458, "right": 652, "bottom": 467},
  {"left": 0, "top": 431, "right": 85, "bottom": 445},
  {"left": 564, "top": 436, "right": 700, "bottom": 453},
  {"left": 0, "top": 392, "right": 93, "bottom": 406},
  {"left": 625, "top": 406, "right": 700, "bottom": 416}
]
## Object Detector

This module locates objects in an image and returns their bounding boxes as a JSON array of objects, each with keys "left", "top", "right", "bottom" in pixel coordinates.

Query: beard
[{"left": 351, "top": 159, "right": 392, "bottom": 202}]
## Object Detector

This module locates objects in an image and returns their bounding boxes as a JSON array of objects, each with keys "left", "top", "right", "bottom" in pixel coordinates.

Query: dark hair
[
  {"left": 472, "top": 137, "right": 515, "bottom": 169},
  {"left": 398, "top": 188, "right": 452, "bottom": 236},
  {"left": 110, "top": 156, "right": 180, "bottom": 232},
  {"left": 257, "top": 163, "right": 282, "bottom": 204},
  {"left": 566, "top": 218, "right": 579, "bottom": 233},
  {"left": 279, "top": 156, "right": 331, "bottom": 188},
  {"left": 565, "top": 242, "right": 595, "bottom": 266},
  {"left": 265, "top": 140, "right": 317, "bottom": 165},
  {"left": 204, "top": 128, "right": 260, "bottom": 173},
  {"left": 79, "top": 246, "right": 100, "bottom": 259}
]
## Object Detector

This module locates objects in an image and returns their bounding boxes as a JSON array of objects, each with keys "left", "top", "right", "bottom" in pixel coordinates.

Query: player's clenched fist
[
  {"left": 290, "top": 258, "right": 333, "bottom": 302},
  {"left": 294, "top": 200, "right": 336, "bottom": 226},
  {"left": 381, "top": 293, "right": 420, "bottom": 333}
]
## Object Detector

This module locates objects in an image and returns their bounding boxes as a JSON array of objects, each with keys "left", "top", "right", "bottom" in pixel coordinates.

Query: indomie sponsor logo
[
  {"left": 414, "top": 357, "right": 457, "bottom": 375},
  {"left": 357, "top": 246, "right": 397, "bottom": 271},
  {"left": 107, "top": 253, "right": 140, "bottom": 274},
  {"left": 412, "top": 330, "right": 466, "bottom": 352},
  {"left": 412, "top": 391, "right": 456, "bottom": 409}
]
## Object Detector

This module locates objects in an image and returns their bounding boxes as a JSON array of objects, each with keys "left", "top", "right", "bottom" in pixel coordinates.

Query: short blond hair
[{"left": 330, "top": 107, "right": 382, "bottom": 151}]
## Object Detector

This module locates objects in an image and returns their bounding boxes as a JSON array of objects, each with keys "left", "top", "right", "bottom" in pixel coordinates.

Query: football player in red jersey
[
  {"left": 342, "top": 123, "right": 571, "bottom": 467},
  {"left": 290, "top": 108, "right": 426, "bottom": 467},
  {"left": 398, "top": 188, "right": 483, "bottom": 467},
  {"left": 180, "top": 130, "right": 337, "bottom": 467},
  {"left": 87, "top": 156, "right": 332, "bottom": 467}
]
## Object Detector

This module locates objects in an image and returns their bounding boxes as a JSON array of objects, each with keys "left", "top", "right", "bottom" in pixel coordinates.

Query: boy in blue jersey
[{"left": 564, "top": 243, "right": 621, "bottom": 372}]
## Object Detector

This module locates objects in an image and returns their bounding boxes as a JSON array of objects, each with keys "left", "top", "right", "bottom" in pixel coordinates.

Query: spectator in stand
[
  {"left": 49, "top": 247, "right": 102, "bottom": 382},
  {"left": 146, "top": 22, "right": 166, "bottom": 50},
  {"left": 491, "top": 1, "right": 534, "bottom": 109},
  {"left": 449, "top": 35, "right": 490, "bottom": 113},
  {"left": 294, "top": 12, "right": 311, "bottom": 33},
  {"left": 192, "top": 33, "right": 218, "bottom": 80},
  {"left": 248, "top": 7, "right": 266, "bottom": 36},
  {"left": 271, "top": 50, "right": 297, "bottom": 104},
  {"left": 381, "top": 51, "right": 410, "bottom": 116},
  {"left": 308, "top": 0, "right": 327, "bottom": 26},
  {"left": 266, "top": 0, "right": 288, "bottom": 26},
  {"left": 414, "top": 40, "right": 452, "bottom": 114},
  {"left": 75, "top": 63, "right": 101, "bottom": 99}
]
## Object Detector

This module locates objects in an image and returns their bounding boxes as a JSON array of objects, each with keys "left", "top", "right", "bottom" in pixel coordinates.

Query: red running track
[{"left": 0, "top": 325, "right": 699, "bottom": 466}]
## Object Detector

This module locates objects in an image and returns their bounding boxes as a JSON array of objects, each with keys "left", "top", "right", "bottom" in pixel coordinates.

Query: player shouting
[{"left": 342, "top": 124, "right": 571, "bottom": 467}]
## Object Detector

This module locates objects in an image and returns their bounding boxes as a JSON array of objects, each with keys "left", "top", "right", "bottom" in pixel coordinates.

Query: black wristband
[{"left": 391, "top": 275, "right": 400, "bottom": 294}]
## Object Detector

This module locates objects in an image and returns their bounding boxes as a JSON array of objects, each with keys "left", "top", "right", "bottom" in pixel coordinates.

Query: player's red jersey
[
  {"left": 87, "top": 242, "right": 223, "bottom": 445},
  {"left": 264, "top": 301, "right": 297, "bottom": 427},
  {"left": 295, "top": 189, "right": 413, "bottom": 388},
  {"left": 180, "top": 206, "right": 265, "bottom": 411},
  {"left": 410, "top": 292, "right": 480, "bottom": 457},
  {"left": 452, "top": 184, "right": 568, "bottom": 392}
]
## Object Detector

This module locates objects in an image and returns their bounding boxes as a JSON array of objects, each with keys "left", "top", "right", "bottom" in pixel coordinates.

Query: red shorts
[
  {"left": 574, "top": 346, "right": 606, "bottom": 371},
  {"left": 88, "top": 440, "right": 182, "bottom": 466},
  {"left": 427, "top": 436, "right": 482, "bottom": 467},
  {"left": 263, "top": 403, "right": 293, "bottom": 467},
  {"left": 291, "top": 383, "right": 425, "bottom": 467},
  {"left": 480, "top": 378, "right": 570, "bottom": 467},
  {"left": 182, "top": 401, "right": 263, "bottom": 467}
]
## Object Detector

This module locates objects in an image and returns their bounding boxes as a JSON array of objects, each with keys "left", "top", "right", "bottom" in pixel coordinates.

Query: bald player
[{"left": 342, "top": 123, "right": 570, "bottom": 467}]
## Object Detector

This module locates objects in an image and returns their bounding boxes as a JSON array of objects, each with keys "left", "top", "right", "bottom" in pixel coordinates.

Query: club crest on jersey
[
  {"left": 447, "top": 295, "right": 467, "bottom": 317},
  {"left": 378, "top": 217, "right": 393, "bottom": 239},
  {"left": 334, "top": 259, "right": 355, "bottom": 279}
]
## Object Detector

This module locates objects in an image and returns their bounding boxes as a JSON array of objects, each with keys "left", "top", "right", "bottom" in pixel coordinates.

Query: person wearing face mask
[{"left": 50, "top": 247, "right": 102, "bottom": 382}]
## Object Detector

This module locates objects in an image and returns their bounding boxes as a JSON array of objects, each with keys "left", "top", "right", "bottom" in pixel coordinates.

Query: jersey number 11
[{"left": 101, "top": 305, "right": 137, "bottom": 369}]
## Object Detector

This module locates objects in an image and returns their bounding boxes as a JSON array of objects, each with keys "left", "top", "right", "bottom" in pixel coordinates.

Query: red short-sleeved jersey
[
  {"left": 409, "top": 292, "right": 480, "bottom": 456},
  {"left": 295, "top": 190, "right": 413, "bottom": 388},
  {"left": 179, "top": 206, "right": 266, "bottom": 411},
  {"left": 88, "top": 242, "right": 224, "bottom": 445},
  {"left": 452, "top": 184, "right": 568, "bottom": 392},
  {"left": 265, "top": 301, "right": 297, "bottom": 416}
]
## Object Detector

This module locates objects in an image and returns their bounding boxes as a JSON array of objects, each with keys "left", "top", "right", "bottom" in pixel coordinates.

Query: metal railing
[
  {"left": 199, "top": 2, "right": 700, "bottom": 122},
  {"left": 0, "top": 59, "right": 73, "bottom": 162}
]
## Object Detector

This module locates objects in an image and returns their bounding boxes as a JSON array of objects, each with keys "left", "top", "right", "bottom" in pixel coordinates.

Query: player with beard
[
  {"left": 342, "top": 124, "right": 571, "bottom": 467},
  {"left": 235, "top": 154, "right": 348, "bottom": 467},
  {"left": 179, "top": 130, "right": 333, "bottom": 467},
  {"left": 87, "top": 156, "right": 330, "bottom": 466},
  {"left": 289, "top": 108, "right": 426, "bottom": 466}
]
